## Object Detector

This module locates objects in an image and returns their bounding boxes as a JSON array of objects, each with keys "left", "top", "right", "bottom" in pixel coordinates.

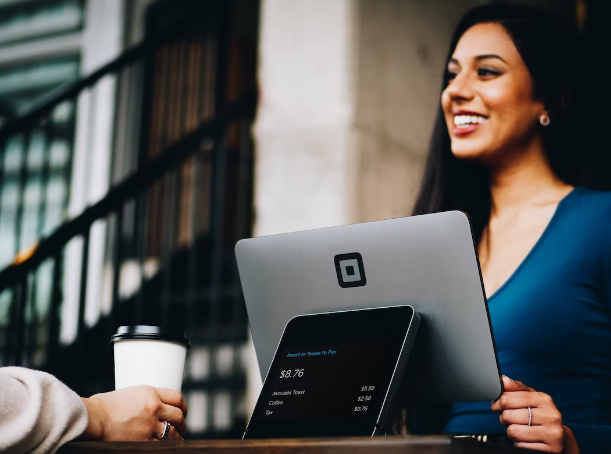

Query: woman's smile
[{"left": 452, "top": 110, "right": 488, "bottom": 136}]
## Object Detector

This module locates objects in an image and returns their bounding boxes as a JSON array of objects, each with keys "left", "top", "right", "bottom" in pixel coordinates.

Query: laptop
[{"left": 236, "top": 211, "right": 502, "bottom": 402}]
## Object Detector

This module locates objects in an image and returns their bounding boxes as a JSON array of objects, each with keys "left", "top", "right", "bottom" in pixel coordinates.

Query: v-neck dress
[{"left": 442, "top": 187, "right": 611, "bottom": 453}]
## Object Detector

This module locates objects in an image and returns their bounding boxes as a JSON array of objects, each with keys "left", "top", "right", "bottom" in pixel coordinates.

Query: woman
[
  {"left": 412, "top": 4, "right": 611, "bottom": 454},
  {"left": 0, "top": 367, "right": 187, "bottom": 453}
]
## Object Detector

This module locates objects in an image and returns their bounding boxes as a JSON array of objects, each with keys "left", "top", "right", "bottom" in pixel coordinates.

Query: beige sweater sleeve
[{"left": 0, "top": 367, "right": 88, "bottom": 454}]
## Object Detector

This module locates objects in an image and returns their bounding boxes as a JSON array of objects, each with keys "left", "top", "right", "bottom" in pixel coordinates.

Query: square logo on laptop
[{"left": 334, "top": 252, "right": 367, "bottom": 288}]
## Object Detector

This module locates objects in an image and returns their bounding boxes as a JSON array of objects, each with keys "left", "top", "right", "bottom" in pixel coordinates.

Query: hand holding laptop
[{"left": 492, "top": 376, "right": 578, "bottom": 454}]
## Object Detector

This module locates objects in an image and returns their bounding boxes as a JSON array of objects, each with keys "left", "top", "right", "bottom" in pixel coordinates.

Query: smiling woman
[
  {"left": 410, "top": 4, "right": 611, "bottom": 454},
  {"left": 443, "top": 23, "right": 547, "bottom": 167},
  {"left": 415, "top": 4, "right": 585, "bottom": 241}
]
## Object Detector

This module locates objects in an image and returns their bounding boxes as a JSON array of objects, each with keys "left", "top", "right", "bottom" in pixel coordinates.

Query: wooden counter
[{"left": 59, "top": 436, "right": 535, "bottom": 454}]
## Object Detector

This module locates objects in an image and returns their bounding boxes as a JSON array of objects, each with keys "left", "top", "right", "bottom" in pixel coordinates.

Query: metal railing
[{"left": 0, "top": 1, "right": 257, "bottom": 439}]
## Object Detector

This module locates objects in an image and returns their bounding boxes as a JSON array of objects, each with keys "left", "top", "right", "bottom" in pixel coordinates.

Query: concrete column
[{"left": 253, "top": 0, "right": 355, "bottom": 237}]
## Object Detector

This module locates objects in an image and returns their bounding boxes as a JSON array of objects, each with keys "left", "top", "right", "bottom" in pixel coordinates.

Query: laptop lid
[{"left": 236, "top": 211, "right": 502, "bottom": 403}]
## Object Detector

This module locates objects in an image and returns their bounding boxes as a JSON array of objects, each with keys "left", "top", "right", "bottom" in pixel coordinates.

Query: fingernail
[{"left": 502, "top": 375, "right": 514, "bottom": 382}]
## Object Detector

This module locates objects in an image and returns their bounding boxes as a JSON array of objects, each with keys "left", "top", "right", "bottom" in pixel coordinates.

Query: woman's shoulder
[
  {"left": 567, "top": 186, "right": 611, "bottom": 225},
  {"left": 558, "top": 187, "right": 611, "bottom": 264},
  {"left": 572, "top": 186, "right": 611, "bottom": 210}
]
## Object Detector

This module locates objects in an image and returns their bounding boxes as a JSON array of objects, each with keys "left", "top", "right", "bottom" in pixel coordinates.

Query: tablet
[
  {"left": 236, "top": 211, "right": 502, "bottom": 403},
  {"left": 243, "top": 306, "right": 420, "bottom": 438}
]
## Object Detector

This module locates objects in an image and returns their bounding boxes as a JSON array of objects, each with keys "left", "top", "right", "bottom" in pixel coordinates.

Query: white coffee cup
[{"left": 111, "top": 326, "right": 191, "bottom": 392}]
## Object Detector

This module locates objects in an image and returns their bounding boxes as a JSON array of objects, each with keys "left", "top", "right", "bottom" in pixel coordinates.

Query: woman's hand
[
  {"left": 491, "top": 376, "right": 579, "bottom": 453},
  {"left": 80, "top": 385, "right": 187, "bottom": 441}
]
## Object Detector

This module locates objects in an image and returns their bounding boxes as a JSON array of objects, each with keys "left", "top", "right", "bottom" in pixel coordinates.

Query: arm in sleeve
[
  {"left": 0, "top": 367, "right": 88, "bottom": 454},
  {"left": 565, "top": 423, "right": 611, "bottom": 454}
]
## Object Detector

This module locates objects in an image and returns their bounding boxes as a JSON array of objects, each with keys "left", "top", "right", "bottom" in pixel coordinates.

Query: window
[
  {"left": 0, "top": 0, "right": 84, "bottom": 47},
  {"left": 0, "top": 0, "right": 84, "bottom": 333}
]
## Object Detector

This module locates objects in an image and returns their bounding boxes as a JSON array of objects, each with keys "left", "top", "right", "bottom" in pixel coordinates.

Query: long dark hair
[{"left": 412, "top": 4, "right": 584, "bottom": 242}]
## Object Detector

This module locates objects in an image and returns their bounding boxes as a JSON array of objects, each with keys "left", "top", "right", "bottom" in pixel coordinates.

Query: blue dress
[{"left": 443, "top": 187, "right": 611, "bottom": 453}]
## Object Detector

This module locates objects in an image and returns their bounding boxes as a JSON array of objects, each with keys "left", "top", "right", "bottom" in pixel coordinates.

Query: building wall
[
  {"left": 254, "top": 0, "right": 355, "bottom": 237},
  {"left": 350, "top": 0, "right": 481, "bottom": 222}
]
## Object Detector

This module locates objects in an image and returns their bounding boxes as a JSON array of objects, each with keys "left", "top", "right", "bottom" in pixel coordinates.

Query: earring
[{"left": 540, "top": 114, "right": 550, "bottom": 126}]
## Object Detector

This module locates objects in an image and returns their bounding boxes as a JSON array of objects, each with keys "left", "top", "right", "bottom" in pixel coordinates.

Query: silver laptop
[{"left": 236, "top": 211, "right": 502, "bottom": 403}]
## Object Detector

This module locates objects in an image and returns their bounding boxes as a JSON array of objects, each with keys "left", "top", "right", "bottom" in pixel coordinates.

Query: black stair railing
[{"left": 0, "top": 1, "right": 257, "bottom": 439}]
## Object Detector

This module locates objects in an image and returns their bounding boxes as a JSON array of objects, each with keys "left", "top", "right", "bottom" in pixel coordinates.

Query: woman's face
[{"left": 441, "top": 22, "right": 545, "bottom": 166}]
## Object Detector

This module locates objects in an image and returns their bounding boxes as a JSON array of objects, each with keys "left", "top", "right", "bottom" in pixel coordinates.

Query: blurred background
[{"left": 0, "top": 0, "right": 607, "bottom": 440}]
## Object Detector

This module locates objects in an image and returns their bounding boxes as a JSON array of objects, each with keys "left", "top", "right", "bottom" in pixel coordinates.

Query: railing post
[
  {"left": 47, "top": 252, "right": 63, "bottom": 374},
  {"left": 4, "top": 289, "right": 16, "bottom": 365},
  {"left": 38, "top": 118, "right": 55, "bottom": 236},
  {"left": 134, "top": 190, "right": 147, "bottom": 323},
  {"left": 76, "top": 228, "right": 90, "bottom": 388},
  {"left": 0, "top": 137, "right": 6, "bottom": 226},
  {"left": 13, "top": 276, "right": 29, "bottom": 366},
  {"left": 207, "top": 131, "right": 228, "bottom": 431},
  {"left": 110, "top": 207, "right": 124, "bottom": 339},
  {"left": 13, "top": 129, "right": 33, "bottom": 261},
  {"left": 161, "top": 168, "right": 178, "bottom": 324}
]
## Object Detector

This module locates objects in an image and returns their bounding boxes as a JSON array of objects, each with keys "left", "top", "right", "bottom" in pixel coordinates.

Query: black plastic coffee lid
[{"left": 111, "top": 325, "right": 191, "bottom": 348}]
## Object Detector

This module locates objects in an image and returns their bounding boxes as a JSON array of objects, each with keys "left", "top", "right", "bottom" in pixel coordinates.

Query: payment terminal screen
[{"left": 259, "top": 342, "right": 393, "bottom": 420}]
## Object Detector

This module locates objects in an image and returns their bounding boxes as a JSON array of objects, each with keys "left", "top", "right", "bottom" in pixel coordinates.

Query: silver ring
[
  {"left": 528, "top": 407, "right": 532, "bottom": 426},
  {"left": 159, "top": 420, "right": 171, "bottom": 440}
]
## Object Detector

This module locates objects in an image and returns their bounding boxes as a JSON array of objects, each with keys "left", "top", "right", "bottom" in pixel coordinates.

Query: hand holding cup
[
  {"left": 81, "top": 385, "right": 187, "bottom": 441},
  {"left": 78, "top": 325, "right": 192, "bottom": 441}
]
